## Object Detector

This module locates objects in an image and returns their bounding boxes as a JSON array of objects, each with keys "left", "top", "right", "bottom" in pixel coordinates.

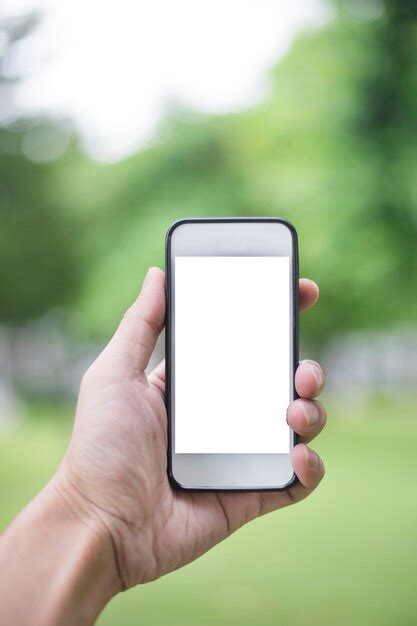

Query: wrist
[
  {"left": 0, "top": 478, "right": 120, "bottom": 626},
  {"left": 45, "top": 475, "right": 122, "bottom": 617}
]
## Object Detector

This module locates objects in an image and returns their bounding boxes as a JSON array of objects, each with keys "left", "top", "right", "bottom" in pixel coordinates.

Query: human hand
[{"left": 54, "top": 268, "right": 326, "bottom": 591}]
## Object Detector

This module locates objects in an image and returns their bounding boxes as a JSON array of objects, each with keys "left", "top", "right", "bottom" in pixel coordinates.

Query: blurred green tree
[
  {"left": 0, "top": 16, "right": 79, "bottom": 326},
  {"left": 3, "top": 1, "right": 417, "bottom": 353}
]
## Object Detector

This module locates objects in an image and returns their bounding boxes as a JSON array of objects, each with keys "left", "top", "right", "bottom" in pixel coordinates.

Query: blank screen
[{"left": 174, "top": 256, "right": 290, "bottom": 454}]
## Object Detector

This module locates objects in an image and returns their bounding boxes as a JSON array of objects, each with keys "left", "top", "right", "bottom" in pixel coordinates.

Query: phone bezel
[{"left": 165, "top": 217, "right": 299, "bottom": 491}]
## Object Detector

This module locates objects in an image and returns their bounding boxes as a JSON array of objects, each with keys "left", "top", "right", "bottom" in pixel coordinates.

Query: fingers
[
  {"left": 287, "top": 443, "right": 325, "bottom": 497},
  {"left": 287, "top": 399, "right": 326, "bottom": 443},
  {"left": 106, "top": 267, "right": 166, "bottom": 373},
  {"left": 299, "top": 278, "right": 319, "bottom": 312},
  {"left": 295, "top": 359, "right": 324, "bottom": 398},
  {"left": 291, "top": 360, "right": 325, "bottom": 442},
  {"left": 259, "top": 358, "right": 326, "bottom": 512}
]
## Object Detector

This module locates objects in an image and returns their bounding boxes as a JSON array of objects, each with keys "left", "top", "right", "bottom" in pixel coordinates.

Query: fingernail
[
  {"left": 304, "top": 360, "right": 324, "bottom": 393},
  {"left": 299, "top": 400, "right": 320, "bottom": 427},
  {"left": 306, "top": 448, "right": 320, "bottom": 468},
  {"left": 143, "top": 267, "right": 156, "bottom": 289}
]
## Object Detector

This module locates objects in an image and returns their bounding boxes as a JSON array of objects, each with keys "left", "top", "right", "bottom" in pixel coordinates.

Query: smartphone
[{"left": 165, "top": 218, "right": 298, "bottom": 491}]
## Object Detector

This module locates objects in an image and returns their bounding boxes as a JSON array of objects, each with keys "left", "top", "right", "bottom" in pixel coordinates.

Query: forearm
[{"left": 0, "top": 481, "right": 120, "bottom": 626}]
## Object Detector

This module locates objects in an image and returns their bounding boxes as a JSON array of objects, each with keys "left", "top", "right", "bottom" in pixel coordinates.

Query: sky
[{"left": 1, "top": 0, "right": 331, "bottom": 161}]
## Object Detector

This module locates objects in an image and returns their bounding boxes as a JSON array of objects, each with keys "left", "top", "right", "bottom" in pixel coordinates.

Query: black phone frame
[{"left": 165, "top": 217, "right": 299, "bottom": 492}]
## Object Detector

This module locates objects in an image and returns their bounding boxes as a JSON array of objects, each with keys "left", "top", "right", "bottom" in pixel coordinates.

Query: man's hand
[{"left": 54, "top": 267, "right": 326, "bottom": 590}]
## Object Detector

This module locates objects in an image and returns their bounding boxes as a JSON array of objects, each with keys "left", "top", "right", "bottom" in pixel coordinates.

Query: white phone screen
[{"left": 174, "top": 256, "right": 290, "bottom": 454}]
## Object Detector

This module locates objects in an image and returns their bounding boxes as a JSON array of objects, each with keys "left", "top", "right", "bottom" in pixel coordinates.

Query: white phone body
[{"left": 166, "top": 218, "right": 298, "bottom": 491}]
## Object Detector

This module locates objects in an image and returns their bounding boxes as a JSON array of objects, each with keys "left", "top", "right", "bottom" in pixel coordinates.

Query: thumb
[{"left": 105, "top": 267, "right": 165, "bottom": 374}]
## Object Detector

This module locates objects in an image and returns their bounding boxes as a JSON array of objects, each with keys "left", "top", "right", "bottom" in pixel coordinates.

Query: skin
[{"left": 0, "top": 268, "right": 326, "bottom": 625}]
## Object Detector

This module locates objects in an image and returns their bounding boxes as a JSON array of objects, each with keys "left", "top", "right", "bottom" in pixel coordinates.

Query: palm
[{"left": 66, "top": 367, "right": 255, "bottom": 585}]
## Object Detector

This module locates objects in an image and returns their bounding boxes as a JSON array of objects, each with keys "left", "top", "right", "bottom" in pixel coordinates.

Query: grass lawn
[{"left": 0, "top": 394, "right": 416, "bottom": 626}]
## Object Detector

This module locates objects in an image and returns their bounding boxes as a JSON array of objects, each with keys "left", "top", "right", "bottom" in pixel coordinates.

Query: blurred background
[{"left": 1, "top": 0, "right": 416, "bottom": 624}]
